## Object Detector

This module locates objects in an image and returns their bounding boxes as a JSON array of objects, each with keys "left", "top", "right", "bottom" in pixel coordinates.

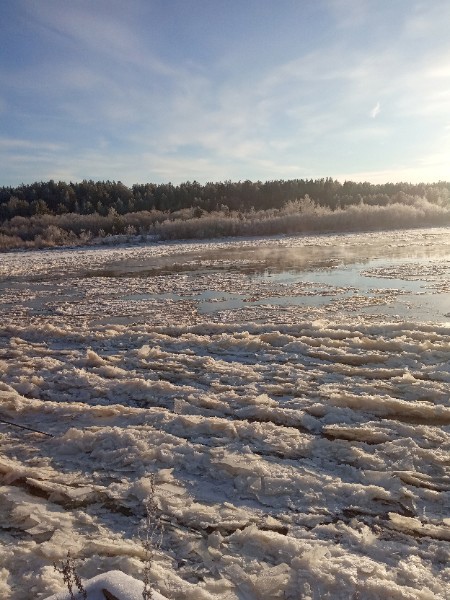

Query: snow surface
[
  {"left": 1, "top": 228, "right": 450, "bottom": 599},
  {"left": 45, "top": 569, "right": 168, "bottom": 600}
]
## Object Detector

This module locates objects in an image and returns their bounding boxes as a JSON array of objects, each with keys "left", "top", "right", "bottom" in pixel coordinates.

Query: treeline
[
  {"left": 1, "top": 178, "right": 449, "bottom": 220},
  {"left": 0, "top": 178, "right": 449, "bottom": 251}
]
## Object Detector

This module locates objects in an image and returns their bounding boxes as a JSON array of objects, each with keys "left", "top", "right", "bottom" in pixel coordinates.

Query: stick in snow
[{"left": 0, "top": 418, "right": 54, "bottom": 437}]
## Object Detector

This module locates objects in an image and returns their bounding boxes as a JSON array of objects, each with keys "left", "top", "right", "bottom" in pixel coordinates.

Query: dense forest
[
  {"left": 2, "top": 178, "right": 450, "bottom": 218},
  {"left": 1, "top": 178, "right": 449, "bottom": 250}
]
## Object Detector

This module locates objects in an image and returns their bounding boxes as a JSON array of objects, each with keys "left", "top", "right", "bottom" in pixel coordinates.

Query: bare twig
[
  {"left": 0, "top": 417, "right": 54, "bottom": 437},
  {"left": 53, "top": 551, "right": 87, "bottom": 600},
  {"left": 140, "top": 474, "right": 164, "bottom": 600}
]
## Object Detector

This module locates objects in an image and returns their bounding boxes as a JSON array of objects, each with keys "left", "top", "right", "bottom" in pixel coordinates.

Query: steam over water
[{"left": 1, "top": 228, "right": 450, "bottom": 599}]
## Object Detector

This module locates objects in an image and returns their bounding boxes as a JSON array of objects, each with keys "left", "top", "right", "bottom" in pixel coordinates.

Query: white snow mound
[{"left": 44, "top": 570, "right": 168, "bottom": 600}]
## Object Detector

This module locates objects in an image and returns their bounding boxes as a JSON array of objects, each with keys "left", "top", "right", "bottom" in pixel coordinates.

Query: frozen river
[
  {"left": 2, "top": 228, "right": 450, "bottom": 326},
  {"left": 119, "top": 244, "right": 450, "bottom": 322},
  {"left": 0, "top": 227, "right": 450, "bottom": 599}
]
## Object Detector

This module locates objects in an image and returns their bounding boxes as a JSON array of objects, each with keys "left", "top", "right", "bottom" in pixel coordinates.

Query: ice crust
[{"left": 0, "top": 228, "right": 450, "bottom": 599}]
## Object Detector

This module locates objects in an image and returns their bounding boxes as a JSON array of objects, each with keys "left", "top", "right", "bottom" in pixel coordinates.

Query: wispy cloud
[
  {"left": 1, "top": 0, "right": 450, "bottom": 185},
  {"left": 370, "top": 101, "right": 381, "bottom": 119},
  {"left": 327, "top": 0, "right": 370, "bottom": 29},
  {"left": 0, "top": 137, "right": 63, "bottom": 151}
]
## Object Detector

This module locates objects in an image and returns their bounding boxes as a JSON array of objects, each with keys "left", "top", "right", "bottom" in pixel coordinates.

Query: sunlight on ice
[{"left": 0, "top": 228, "right": 449, "bottom": 599}]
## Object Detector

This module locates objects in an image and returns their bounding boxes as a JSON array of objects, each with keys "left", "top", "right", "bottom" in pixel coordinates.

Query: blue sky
[{"left": 1, "top": 0, "right": 449, "bottom": 186}]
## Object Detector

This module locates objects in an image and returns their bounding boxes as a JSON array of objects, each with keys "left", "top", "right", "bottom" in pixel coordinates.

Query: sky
[{"left": 0, "top": 0, "right": 449, "bottom": 187}]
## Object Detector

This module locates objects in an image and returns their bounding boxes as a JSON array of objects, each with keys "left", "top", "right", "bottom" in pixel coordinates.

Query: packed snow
[
  {"left": 0, "top": 227, "right": 449, "bottom": 599},
  {"left": 45, "top": 570, "right": 169, "bottom": 600}
]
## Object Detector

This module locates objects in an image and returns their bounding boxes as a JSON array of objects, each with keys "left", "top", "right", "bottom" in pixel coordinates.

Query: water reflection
[
  {"left": 113, "top": 244, "right": 450, "bottom": 322},
  {"left": 85, "top": 241, "right": 450, "bottom": 278},
  {"left": 6, "top": 238, "right": 450, "bottom": 324}
]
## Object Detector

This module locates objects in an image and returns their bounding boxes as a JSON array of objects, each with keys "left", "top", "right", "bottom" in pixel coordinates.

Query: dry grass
[{"left": 53, "top": 552, "right": 87, "bottom": 600}]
